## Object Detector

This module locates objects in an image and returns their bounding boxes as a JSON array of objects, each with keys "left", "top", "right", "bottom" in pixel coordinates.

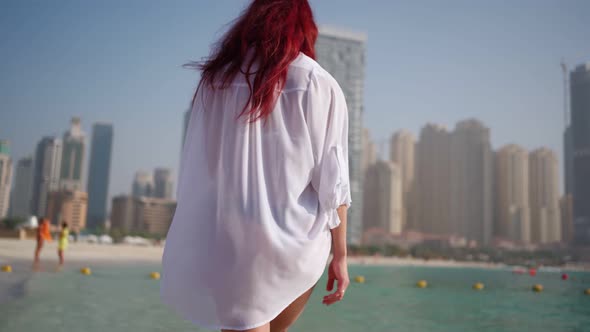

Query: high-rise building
[
  {"left": 0, "top": 140, "right": 13, "bottom": 218},
  {"left": 529, "top": 148, "right": 561, "bottom": 244},
  {"left": 46, "top": 190, "right": 88, "bottom": 231},
  {"left": 86, "top": 123, "right": 114, "bottom": 229},
  {"left": 362, "top": 161, "right": 402, "bottom": 235},
  {"left": 450, "top": 119, "right": 494, "bottom": 245},
  {"left": 361, "top": 128, "right": 377, "bottom": 177},
  {"left": 132, "top": 171, "right": 154, "bottom": 197},
  {"left": 60, "top": 117, "right": 85, "bottom": 191},
  {"left": 390, "top": 130, "right": 416, "bottom": 230},
  {"left": 135, "top": 197, "right": 177, "bottom": 236},
  {"left": 0, "top": 141, "right": 9, "bottom": 155},
  {"left": 110, "top": 195, "right": 176, "bottom": 236},
  {"left": 10, "top": 157, "right": 34, "bottom": 218},
  {"left": 570, "top": 63, "right": 590, "bottom": 245},
  {"left": 316, "top": 26, "right": 367, "bottom": 245},
  {"left": 110, "top": 195, "right": 136, "bottom": 232},
  {"left": 494, "top": 144, "right": 530, "bottom": 244},
  {"left": 153, "top": 168, "right": 173, "bottom": 199},
  {"left": 560, "top": 194, "right": 574, "bottom": 244},
  {"left": 415, "top": 124, "right": 451, "bottom": 234},
  {"left": 564, "top": 126, "right": 574, "bottom": 195},
  {"left": 32, "top": 137, "right": 62, "bottom": 217}
]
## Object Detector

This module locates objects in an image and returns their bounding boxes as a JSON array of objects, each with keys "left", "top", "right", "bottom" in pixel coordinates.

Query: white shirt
[{"left": 161, "top": 53, "right": 351, "bottom": 331}]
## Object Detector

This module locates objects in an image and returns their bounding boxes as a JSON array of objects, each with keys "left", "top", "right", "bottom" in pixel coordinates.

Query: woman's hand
[{"left": 322, "top": 255, "right": 349, "bottom": 305}]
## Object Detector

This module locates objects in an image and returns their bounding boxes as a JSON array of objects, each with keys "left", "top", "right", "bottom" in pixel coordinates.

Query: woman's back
[{"left": 162, "top": 52, "right": 351, "bottom": 330}]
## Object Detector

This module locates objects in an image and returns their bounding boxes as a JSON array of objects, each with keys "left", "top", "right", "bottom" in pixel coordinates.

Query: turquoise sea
[{"left": 1, "top": 264, "right": 589, "bottom": 332}]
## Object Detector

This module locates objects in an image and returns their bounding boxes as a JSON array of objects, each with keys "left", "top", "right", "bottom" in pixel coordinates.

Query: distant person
[
  {"left": 57, "top": 222, "right": 69, "bottom": 266},
  {"left": 72, "top": 226, "right": 79, "bottom": 243},
  {"left": 34, "top": 218, "right": 52, "bottom": 267},
  {"left": 161, "top": 1, "right": 351, "bottom": 331}
]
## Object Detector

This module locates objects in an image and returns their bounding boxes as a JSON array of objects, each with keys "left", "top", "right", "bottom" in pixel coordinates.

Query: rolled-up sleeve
[{"left": 307, "top": 69, "right": 352, "bottom": 230}]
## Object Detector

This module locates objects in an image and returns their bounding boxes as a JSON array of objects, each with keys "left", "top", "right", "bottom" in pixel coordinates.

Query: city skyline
[
  {"left": 358, "top": 118, "right": 567, "bottom": 247},
  {"left": 1, "top": 110, "right": 573, "bottom": 246},
  {"left": 2, "top": 0, "right": 589, "bottom": 202}
]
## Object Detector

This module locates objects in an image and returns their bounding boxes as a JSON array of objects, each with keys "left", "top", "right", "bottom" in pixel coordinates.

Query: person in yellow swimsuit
[{"left": 58, "top": 222, "right": 69, "bottom": 266}]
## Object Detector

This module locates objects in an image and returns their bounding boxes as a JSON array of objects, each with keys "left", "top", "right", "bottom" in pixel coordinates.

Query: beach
[
  {"left": 0, "top": 238, "right": 503, "bottom": 306},
  {"left": 2, "top": 238, "right": 589, "bottom": 278},
  {"left": 1, "top": 239, "right": 589, "bottom": 332}
]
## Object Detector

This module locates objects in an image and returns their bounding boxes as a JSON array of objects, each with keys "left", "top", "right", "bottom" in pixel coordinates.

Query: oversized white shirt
[{"left": 161, "top": 53, "right": 352, "bottom": 331}]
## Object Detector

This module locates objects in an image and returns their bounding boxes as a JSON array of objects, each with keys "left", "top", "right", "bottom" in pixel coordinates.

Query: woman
[
  {"left": 161, "top": 1, "right": 351, "bottom": 331},
  {"left": 34, "top": 218, "right": 52, "bottom": 267},
  {"left": 57, "top": 222, "right": 69, "bottom": 266}
]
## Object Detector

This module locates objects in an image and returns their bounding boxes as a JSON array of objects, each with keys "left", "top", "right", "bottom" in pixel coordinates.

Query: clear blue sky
[{"left": 1, "top": 0, "right": 589, "bottom": 199}]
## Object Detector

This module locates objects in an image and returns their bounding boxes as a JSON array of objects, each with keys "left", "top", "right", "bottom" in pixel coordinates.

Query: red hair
[{"left": 189, "top": 0, "right": 318, "bottom": 121}]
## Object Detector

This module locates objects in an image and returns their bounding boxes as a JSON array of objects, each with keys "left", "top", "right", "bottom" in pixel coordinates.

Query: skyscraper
[
  {"left": 153, "top": 168, "right": 173, "bottom": 199},
  {"left": 564, "top": 126, "right": 574, "bottom": 195},
  {"left": 361, "top": 128, "right": 377, "bottom": 177},
  {"left": 560, "top": 194, "right": 574, "bottom": 244},
  {"left": 10, "top": 157, "right": 34, "bottom": 218},
  {"left": 0, "top": 140, "right": 13, "bottom": 218},
  {"left": 529, "top": 148, "right": 561, "bottom": 244},
  {"left": 316, "top": 26, "right": 367, "bottom": 245},
  {"left": 110, "top": 195, "right": 136, "bottom": 232},
  {"left": 60, "top": 117, "right": 85, "bottom": 191},
  {"left": 415, "top": 124, "right": 451, "bottom": 234},
  {"left": 110, "top": 195, "right": 176, "bottom": 236},
  {"left": 562, "top": 62, "right": 574, "bottom": 196},
  {"left": 86, "top": 123, "right": 114, "bottom": 229},
  {"left": 132, "top": 171, "right": 154, "bottom": 197},
  {"left": 450, "top": 119, "right": 494, "bottom": 245},
  {"left": 570, "top": 63, "right": 590, "bottom": 245},
  {"left": 0, "top": 141, "right": 9, "bottom": 155},
  {"left": 390, "top": 130, "right": 416, "bottom": 230},
  {"left": 134, "top": 197, "right": 177, "bottom": 236},
  {"left": 362, "top": 161, "right": 402, "bottom": 235},
  {"left": 494, "top": 144, "right": 530, "bottom": 244},
  {"left": 32, "top": 137, "right": 62, "bottom": 216}
]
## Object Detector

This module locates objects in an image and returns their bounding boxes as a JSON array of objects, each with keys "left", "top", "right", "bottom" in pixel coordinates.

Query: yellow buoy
[
  {"left": 473, "top": 282, "right": 485, "bottom": 291},
  {"left": 584, "top": 288, "right": 590, "bottom": 296},
  {"left": 1, "top": 265, "right": 12, "bottom": 273},
  {"left": 353, "top": 276, "right": 365, "bottom": 283},
  {"left": 80, "top": 267, "right": 92, "bottom": 275},
  {"left": 416, "top": 280, "right": 428, "bottom": 288},
  {"left": 532, "top": 284, "right": 543, "bottom": 292},
  {"left": 150, "top": 272, "right": 161, "bottom": 280}
]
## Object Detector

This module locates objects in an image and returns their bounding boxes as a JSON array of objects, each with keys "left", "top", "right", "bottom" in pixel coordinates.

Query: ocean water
[{"left": 1, "top": 264, "right": 589, "bottom": 332}]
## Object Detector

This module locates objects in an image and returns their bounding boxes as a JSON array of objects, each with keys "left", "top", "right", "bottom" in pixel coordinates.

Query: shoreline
[{"left": 1, "top": 239, "right": 588, "bottom": 272}]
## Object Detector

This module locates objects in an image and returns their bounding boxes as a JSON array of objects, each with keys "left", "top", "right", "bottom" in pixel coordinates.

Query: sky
[{"left": 1, "top": 0, "right": 589, "bottom": 200}]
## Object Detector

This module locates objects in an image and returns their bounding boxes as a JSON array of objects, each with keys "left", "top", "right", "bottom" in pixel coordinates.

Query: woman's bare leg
[
  {"left": 34, "top": 240, "right": 43, "bottom": 263},
  {"left": 222, "top": 323, "right": 270, "bottom": 332},
  {"left": 269, "top": 284, "right": 315, "bottom": 332},
  {"left": 58, "top": 249, "right": 64, "bottom": 266},
  {"left": 220, "top": 284, "right": 315, "bottom": 332}
]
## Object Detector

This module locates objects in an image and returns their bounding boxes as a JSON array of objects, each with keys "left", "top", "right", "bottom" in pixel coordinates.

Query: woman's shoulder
[{"left": 288, "top": 53, "right": 341, "bottom": 93}]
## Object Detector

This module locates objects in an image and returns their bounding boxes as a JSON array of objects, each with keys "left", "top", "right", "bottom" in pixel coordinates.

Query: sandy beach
[
  {"left": 0, "top": 239, "right": 163, "bottom": 304},
  {"left": 0, "top": 238, "right": 504, "bottom": 304},
  {"left": 0, "top": 239, "right": 165, "bottom": 266},
  {"left": 0, "top": 238, "right": 508, "bottom": 270},
  {"left": 2, "top": 238, "right": 586, "bottom": 270}
]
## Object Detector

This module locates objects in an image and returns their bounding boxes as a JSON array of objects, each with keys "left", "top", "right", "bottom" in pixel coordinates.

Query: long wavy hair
[{"left": 188, "top": 0, "right": 318, "bottom": 121}]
